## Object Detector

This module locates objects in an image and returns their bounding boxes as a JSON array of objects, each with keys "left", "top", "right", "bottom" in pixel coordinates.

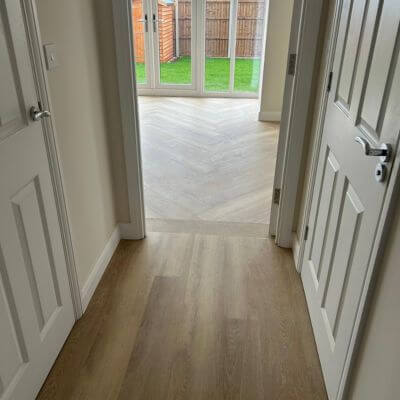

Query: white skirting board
[
  {"left": 292, "top": 232, "right": 301, "bottom": 271},
  {"left": 80, "top": 226, "right": 121, "bottom": 312},
  {"left": 80, "top": 223, "right": 144, "bottom": 312},
  {"left": 258, "top": 110, "right": 281, "bottom": 122},
  {"left": 119, "top": 222, "right": 145, "bottom": 240}
]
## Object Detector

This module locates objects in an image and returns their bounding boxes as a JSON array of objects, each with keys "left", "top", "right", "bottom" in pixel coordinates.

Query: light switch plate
[{"left": 43, "top": 43, "right": 59, "bottom": 70}]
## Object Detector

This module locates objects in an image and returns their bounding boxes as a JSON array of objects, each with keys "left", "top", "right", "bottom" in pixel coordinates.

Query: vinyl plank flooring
[{"left": 38, "top": 230, "right": 327, "bottom": 400}]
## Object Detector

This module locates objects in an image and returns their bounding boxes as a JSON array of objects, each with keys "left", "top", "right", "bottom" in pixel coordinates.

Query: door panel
[
  {"left": 11, "top": 177, "right": 62, "bottom": 331},
  {"left": 0, "top": 3, "right": 28, "bottom": 141},
  {"left": 0, "top": 1, "right": 75, "bottom": 399},
  {"left": 301, "top": 1, "right": 400, "bottom": 399},
  {"left": 360, "top": 3, "right": 399, "bottom": 137},
  {"left": 308, "top": 150, "right": 339, "bottom": 286},
  {"left": 0, "top": 247, "right": 29, "bottom": 396}
]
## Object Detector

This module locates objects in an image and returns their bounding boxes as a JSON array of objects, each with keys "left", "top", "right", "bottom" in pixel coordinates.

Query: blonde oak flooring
[
  {"left": 139, "top": 97, "right": 279, "bottom": 224},
  {"left": 38, "top": 224, "right": 327, "bottom": 400}
]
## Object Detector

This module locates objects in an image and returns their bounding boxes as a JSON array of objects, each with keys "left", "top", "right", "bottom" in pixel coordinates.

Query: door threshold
[{"left": 146, "top": 218, "right": 269, "bottom": 237}]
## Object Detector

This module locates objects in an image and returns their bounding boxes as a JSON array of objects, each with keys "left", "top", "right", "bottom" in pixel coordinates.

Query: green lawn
[{"left": 135, "top": 56, "right": 261, "bottom": 92}]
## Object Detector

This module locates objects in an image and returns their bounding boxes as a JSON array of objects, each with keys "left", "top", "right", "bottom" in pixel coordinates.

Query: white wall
[
  {"left": 36, "top": 0, "right": 129, "bottom": 289},
  {"left": 258, "top": 0, "right": 294, "bottom": 122}
]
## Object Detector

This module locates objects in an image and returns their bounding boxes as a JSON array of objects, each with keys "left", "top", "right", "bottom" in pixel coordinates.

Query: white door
[
  {"left": 0, "top": 1, "right": 75, "bottom": 399},
  {"left": 301, "top": 1, "right": 400, "bottom": 399}
]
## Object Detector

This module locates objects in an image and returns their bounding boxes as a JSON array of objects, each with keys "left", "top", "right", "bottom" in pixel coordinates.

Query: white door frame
[
  {"left": 21, "top": 0, "right": 83, "bottom": 318},
  {"left": 269, "top": 0, "right": 324, "bottom": 247},
  {"left": 112, "top": 0, "right": 147, "bottom": 240}
]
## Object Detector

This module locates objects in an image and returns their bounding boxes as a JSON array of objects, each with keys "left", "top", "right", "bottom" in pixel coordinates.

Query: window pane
[
  {"left": 205, "top": 0, "right": 232, "bottom": 92},
  {"left": 158, "top": 0, "right": 192, "bottom": 85},
  {"left": 233, "top": 0, "right": 266, "bottom": 92}
]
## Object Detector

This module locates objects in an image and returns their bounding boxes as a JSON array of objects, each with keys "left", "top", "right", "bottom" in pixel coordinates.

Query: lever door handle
[
  {"left": 152, "top": 14, "right": 164, "bottom": 32},
  {"left": 354, "top": 136, "right": 391, "bottom": 162},
  {"left": 138, "top": 14, "right": 148, "bottom": 32},
  {"left": 30, "top": 106, "right": 51, "bottom": 122}
]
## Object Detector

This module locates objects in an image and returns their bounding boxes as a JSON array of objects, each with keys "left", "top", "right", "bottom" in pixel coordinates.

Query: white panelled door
[
  {"left": 0, "top": 1, "right": 75, "bottom": 399},
  {"left": 301, "top": 1, "right": 400, "bottom": 399}
]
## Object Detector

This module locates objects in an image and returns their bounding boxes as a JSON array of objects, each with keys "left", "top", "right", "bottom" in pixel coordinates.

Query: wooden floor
[
  {"left": 38, "top": 224, "right": 327, "bottom": 399},
  {"left": 139, "top": 97, "right": 279, "bottom": 224}
]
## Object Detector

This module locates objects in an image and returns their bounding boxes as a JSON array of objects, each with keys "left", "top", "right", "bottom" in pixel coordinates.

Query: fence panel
[
  {"left": 179, "top": 0, "right": 265, "bottom": 58},
  {"left": 132, "top": 1, "right": 145, "bottom": 63}
]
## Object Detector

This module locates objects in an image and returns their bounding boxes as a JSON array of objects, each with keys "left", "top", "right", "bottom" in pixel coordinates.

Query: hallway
[
  {"left": 139, "top": 97, "right": 279, "bottom": 225},
  {"left": 38, "top": 227, "right": 327, "bottom": 399}
]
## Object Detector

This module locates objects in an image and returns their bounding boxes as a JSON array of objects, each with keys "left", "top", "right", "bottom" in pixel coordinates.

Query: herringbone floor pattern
[{"left": 139, "top": 97, "right": 279, "bottom": 224}]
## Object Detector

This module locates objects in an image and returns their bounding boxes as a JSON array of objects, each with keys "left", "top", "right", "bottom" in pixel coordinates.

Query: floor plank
[
  {"left": 38, "top": 231, "right": 327, "bottom": 400},
  {"left": 139, "top": 97, "right": 279, "bottom": 224}
]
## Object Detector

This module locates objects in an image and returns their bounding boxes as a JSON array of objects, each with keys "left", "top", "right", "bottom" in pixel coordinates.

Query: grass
[{"left": 135, "top": 56, "right": 261, "bottom": 92}]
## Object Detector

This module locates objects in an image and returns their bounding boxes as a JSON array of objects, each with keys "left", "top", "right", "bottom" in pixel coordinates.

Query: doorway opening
[{"left": 131, "top": 0, "right": 285, "bottom": 231}]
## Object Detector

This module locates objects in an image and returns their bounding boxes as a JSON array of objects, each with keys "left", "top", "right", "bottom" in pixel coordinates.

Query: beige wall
[
  {"left": 347, "top": 203, "right": 400, "bottom": 399},
  {"left": 293, "top": 0, "right": 400, "bottom": 398},
  {"left": 36, "top": 0, "right": 129, "bottom": 288},
  {"left": 258, "top": 0, "right": 293, "bottom": 121}
]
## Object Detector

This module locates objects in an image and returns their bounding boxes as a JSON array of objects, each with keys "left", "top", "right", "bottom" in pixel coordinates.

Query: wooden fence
[
  {"left": 132, "top": 0, "right": 145, "bottom": 63},
  {"left": 132, "top": 0, "right": 266, "bottom": 63},
  {"left": 132, "top": 0, "right": 175, "bottom": 63},
  {"left": 176, "top": 0, "right": 266, "bottom": 58}
]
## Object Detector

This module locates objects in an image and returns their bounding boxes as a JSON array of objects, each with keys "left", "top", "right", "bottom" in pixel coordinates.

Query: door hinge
[
  {"left": 273, "top": 188, "right": 281, "bottom": 205},
  {"left": 288, "top": 53, "right": 297, "bottom": 76},
  {"left": 327, "top": 71, "right": 333, "bottom": 92},
  {"left": 304, "top": 225, "right": 309, "bottom": 241}
]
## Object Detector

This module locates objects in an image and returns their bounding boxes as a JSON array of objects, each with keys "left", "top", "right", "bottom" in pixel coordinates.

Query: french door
[
  {"left": 132, "top": 0, "right": 266, "bottom": 97},
  {"left": 132, "top": 0, "right": 197, "bottom": 92}
]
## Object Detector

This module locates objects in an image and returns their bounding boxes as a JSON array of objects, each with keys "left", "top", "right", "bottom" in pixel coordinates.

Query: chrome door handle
[
  {"left": 354, "top": 136, "right": 391, "bottom": 162},
  {"left": 30, "top": 106, "right": 51, "bottom": 122}
]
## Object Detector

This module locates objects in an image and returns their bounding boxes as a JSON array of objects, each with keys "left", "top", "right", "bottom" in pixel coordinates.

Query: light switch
[{"left": 43, "top": 43, "right": 59, "bottom": 71}]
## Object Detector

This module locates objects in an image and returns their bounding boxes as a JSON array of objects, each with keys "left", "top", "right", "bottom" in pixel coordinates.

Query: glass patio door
[
  {"left": 131, "top": 0, "right": 266, "bottom": 96},
  {"left": 132, "top": 0, "right": 196, "bottom": 92},
  {"left": 203, "top": 0, "right": 266, "bottom": 95},
  {"left": 152, "top": 0, "right": 195, "bottom": 89}
]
